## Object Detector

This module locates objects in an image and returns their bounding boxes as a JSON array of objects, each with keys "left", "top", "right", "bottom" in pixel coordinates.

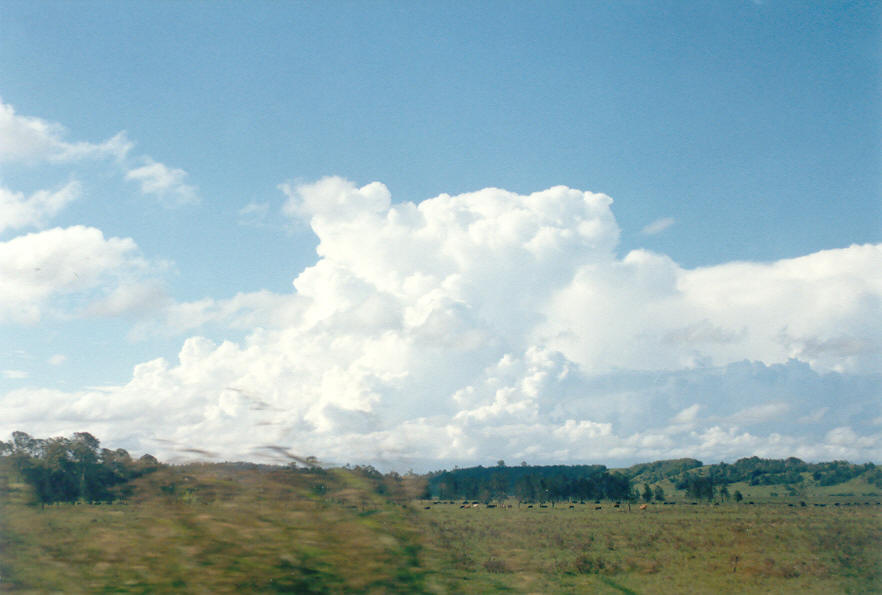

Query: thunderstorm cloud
[{"left": 2, "top": 176, "right": 879, "bottom": 468}]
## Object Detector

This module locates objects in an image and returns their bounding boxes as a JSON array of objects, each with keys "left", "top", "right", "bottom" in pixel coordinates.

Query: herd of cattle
[{"left": 421, "top": 500, "right": 882, "bottom": 510}]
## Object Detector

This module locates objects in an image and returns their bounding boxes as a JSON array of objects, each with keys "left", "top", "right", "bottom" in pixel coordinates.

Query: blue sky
[{"left": 1, "top": 1, "right": 879, "bottom": 468}]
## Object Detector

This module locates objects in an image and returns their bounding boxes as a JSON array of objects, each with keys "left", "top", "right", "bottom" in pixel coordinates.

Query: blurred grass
[
  {"left": 2, "top": 457, "right": 880, "bottom": 593},
  {"left": 0, "top": 460, "right": 434, "bottom": 593}
]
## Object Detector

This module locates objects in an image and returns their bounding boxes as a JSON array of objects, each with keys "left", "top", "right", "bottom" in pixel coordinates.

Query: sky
[{"left": 0, "top": 1, "right": 880, "bottom": 470}]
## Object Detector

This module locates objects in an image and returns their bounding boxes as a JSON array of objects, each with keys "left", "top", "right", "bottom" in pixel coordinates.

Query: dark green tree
[
  {"left": 3, "top": 431, "right": 158, "bottom": 506},
  {"left": 653, "top": 484, "right": 665, "bottom": 502},
  {"left": 682, "top": 475, "right": 714, "bottom": 500}
]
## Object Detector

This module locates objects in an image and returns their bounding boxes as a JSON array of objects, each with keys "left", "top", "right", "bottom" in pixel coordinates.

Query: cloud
[
  {"left": 48, "top": 354, "right": 67, "bottom": 366},
  {"left": 2, "top": 370, "right": 28, "bottom": 380},
  {"left": 672, "top": 404, "right": 701, "bottom": 424},
  {"left": 0, "top": 226, "right": 159, "bottom": 324},
  {"left": 237, "top": 201, "right": 271, "bottom": 227},
  {"left": 0, "top": 182, "right": 81, "bottom": 234},
  {"left": 1, "top": 178, "right": 880, "bottom": 468},
  {"left": 84, "top": 281, "right": 169, "bottom": 318},
  {"left": 727, "top": 402, "right": 790, "bottom": 424},
  {"left": 641, "top": 216, "right": 675, "bottom": 235},
  {"left": 1, "top": 100, "right": 196, "bottom": 207},
  {"left": 541, "top": 244, "right": 882, "bottom": 374},
  {"left": 0, "top": 99, "right": 131, "bottom": 164},
  {"left": 125, "top": 159, "right": 199, "bottom": 206},
  {"left": 128, "top": 290, "right": 305, "bottom": 340}
]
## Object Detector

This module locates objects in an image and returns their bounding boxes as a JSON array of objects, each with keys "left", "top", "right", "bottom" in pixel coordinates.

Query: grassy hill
[{"left": 0, "top": 458, "right": 433, "bottom": 593}]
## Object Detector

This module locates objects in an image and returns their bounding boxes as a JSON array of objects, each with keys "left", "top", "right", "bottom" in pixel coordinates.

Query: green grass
[{"left": 2, "top": 459, "right": 880, "bottom": 593}]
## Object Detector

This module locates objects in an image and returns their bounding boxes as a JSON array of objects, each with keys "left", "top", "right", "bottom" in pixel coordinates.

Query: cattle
[
  {"left": 594, "top": 506, "right": 602, "bottom": 510},
  {"left": 639, "top": 503, "right": 647, "bottom": 510}
]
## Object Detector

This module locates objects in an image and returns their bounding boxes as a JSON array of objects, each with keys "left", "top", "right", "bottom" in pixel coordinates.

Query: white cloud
[
  {"left": 2, "top": 370, "right": 28, "bottom": 380},
  {"left": 0, "top": 99, "right": 131, "bottom": 164},
  {"left": 1, "top": 178, "right": 880, "bottom": 468},
  {"left": 672, "top": 404, "right": 701, "bottom": 424},
  {"left": 541, "top": 244, "right": 882, "bottom": 374},
  {"left": 728, "top": 402, "right": 790, "bottom": 424},
  {"left": 0, "top": 226, "right": 156, "bottom": 324},
  {"left": 48, "top": 354, "right": 67, "bottom": 366},
  {"left": 641, "top": 216, "right": 675, "bottom": 235},
  {"left": 0, "top": 182, "right": 81, "bottom": 234},
  {"left": 84, "top": 281, "right": 169, "bottom": 318},
  {"left": 237, "top": 201, "right": 271, "bottom": 227},
  {"left": 1, "top": 99, "right": 196, "bottom": 208},
  {"left": 125, "top": 159, "right": 198, "bottom": 206}
]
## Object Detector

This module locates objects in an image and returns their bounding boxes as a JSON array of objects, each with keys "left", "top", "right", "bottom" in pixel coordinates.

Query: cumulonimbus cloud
[{"left": 1, "top": 177, "right": 880, "bottom": 468}]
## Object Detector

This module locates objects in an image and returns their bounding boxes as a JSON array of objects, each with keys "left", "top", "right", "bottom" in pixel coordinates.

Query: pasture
[
  {"left": 1, "top": 459, "right": 880, "bottom": 593},
  {"left": 418, "top": 498, "right": 882, "bottom": 594}
]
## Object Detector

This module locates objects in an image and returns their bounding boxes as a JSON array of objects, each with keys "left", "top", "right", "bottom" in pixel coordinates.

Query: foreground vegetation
[{"left": 1, "top": 433, "right": 881, "bottom": 593}]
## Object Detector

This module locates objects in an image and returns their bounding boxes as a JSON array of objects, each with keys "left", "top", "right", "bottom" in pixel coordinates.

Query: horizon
[
  {"left": 1, "top": 2, "right": 880, "bottom": 470},
  {"left": 3, "top": 428, "right": 878, "bottom": 475}
]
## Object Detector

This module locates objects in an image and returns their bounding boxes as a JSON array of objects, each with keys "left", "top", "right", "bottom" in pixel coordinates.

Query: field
[
  {"left": 418, "top": 499, "right": 882, "bottom": 594},
  {"left": 2, "top": 460, "right": 881, "bottom": 593}
]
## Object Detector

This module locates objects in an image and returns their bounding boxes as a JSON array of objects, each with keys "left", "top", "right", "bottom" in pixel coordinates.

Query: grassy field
[
  {"left": 2, "top": 460, "right": 880, "bottom": 593},
  {"left": 418, "top": 499, "right": 882, "bottom": 594}
]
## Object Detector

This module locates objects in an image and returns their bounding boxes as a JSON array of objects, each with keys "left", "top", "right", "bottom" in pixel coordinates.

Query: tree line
[
  {"left": 625, "top": 457, "right": 882, "bottom": 501},
  {"left": 4, "top": 431, "right": 880, "bottom": 507},
  {"left": 0, "top": 431, "right": 159, "bottom": 505},
  {"left": 427, "top": 462, "right": 633, "bottom": 502}
]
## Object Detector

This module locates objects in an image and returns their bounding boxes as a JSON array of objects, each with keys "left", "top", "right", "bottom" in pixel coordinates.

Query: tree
[
  {"left": 653, "top": 485, "right": 665, "bottom": 502},
  {"left": 642, "top": 483, "right": 653, "bottom": 503},
  {"left": 70, "top": 432, "right": 102, "bottom": 502},
  {"left": 5, "top": 431, "right": 158, "bottom": 506},
  {"left": 734, "top": 490, "right": 743, "bottom": 502},
  {"left": 683, "top": 475, "right": 714, "bottom": 500},
  {"left": 719, "top": 485, "right": 730, "bottom": 501}
]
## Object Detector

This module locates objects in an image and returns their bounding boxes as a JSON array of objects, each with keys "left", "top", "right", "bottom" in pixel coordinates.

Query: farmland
[
  {"left": 2, "top": 454, "right": 880, "bottom": 593},
  {"left": 418, "top": 497, "right": 882, "bottom": 594}
]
